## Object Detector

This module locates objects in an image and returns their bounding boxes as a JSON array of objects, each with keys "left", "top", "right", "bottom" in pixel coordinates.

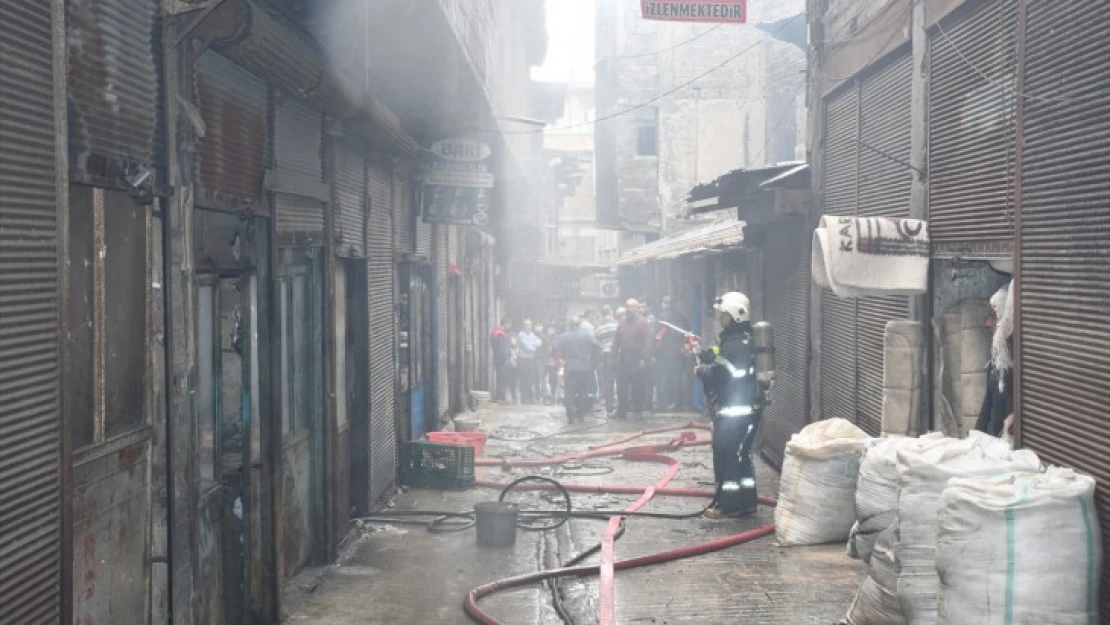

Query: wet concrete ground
[{"left": 284, "top": 404, "right": 862, "bottom": 624}]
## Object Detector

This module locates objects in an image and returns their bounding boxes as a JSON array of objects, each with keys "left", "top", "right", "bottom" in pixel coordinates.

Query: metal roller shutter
[
  {"left": 195, "top": 51, "right": 268, "bottom": 207},
  {"left": 416, "top": 217, "right": 433, "bottom": 259},
  {"left": 66, "top": 0, "right": 160, "bottom": 187},
  {"left": 760, "top": 217, "right": 810, "bottom": 467},
  {"left": 367, "top": 164, "right": 397, "bottom": 504},
  {"left": 436, "top": 227, "right": 450, "bottom": 419},
  {"left": 0, "top": 2, "right": 61, "bottom": 621},
  {"left": 394, "top": 175, "right": 413, "bottom": 255},
  {"left": 928, "top": 0, "right": 1017, "bottom": 254},
  {"left": 275, "top": 96, "right": 325, "bottom": 240},
  {"left": 855, "top": 53, "right": 913, "bottom": 436},
  {"left": 334, "top": 145, "right": 366, "bottom": 258},
  {"left": 1017, "top": 0, "right": 1110, "bottom": 611},
  {"left": 820, "top": 86, "right": 860, "bottom": 425}
]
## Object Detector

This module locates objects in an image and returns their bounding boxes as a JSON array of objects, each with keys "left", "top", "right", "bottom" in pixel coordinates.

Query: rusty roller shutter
[
  {"left": 1017, "top": 0, "right": 1110, "bottom": 612},
  {"left": 820, "top": 85, "right": 859, "bottom": 425},
  {"left": 367, "top": 163, "right": 397, "bottom": 504},
  {"left": 334, "top": 144, "right": 366, "bottom": 258},
  {"left": 759, "top": 217, "right": 810, "bottom": 467},
  {"left": 66, "top": 0, "right": 160, "bottom": 186},
  {"left": 195, "top": 51, "right": 267, "bottom": 208},
  {"left": 855, "top": 52, "right": 912, "bottom": 436},
  {"left": 436, "top": 227, "right": 450, "bottom": 419},
  {"left": 928, "top": 0, "right": 1017, "bottom": 255},
  {"left": 0, "top": 2, "right": 61, "bottom": 621},
  {"left": 275, "top": 96, "right": 325, "bottom": 240}
]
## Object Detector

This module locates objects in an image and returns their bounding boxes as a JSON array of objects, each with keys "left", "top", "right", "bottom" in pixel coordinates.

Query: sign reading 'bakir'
[{"left": 641, "top": 0, "right": 747, "bottom": 23}]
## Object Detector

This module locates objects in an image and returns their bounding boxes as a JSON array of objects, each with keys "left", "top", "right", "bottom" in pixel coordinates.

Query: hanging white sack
[
  {"left": 775, "top": 418, "right": 871, "bottom": 546},
  {"left": 936, "top": 467, "right": 1101, "bottom": 625},
  {"left": 848, "top": 432, "right": 946, "bottom": 562},
  {"left": 895, "top": 432, "right": 1042, "bottom": 625},
  {"left": 846, "top": 526, "right": 906, "bottom": 625}
]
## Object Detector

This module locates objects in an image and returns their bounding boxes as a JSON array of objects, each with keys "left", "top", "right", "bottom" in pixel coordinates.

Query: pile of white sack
[
  {"left": 895, "top": 432, "right": 1042, "bottom": 625},
  {"left": 848, "top": 432, "right": 945, "bottom": 562},
  {"left": 936, "top": 467, "right": 1101, "bottom": 624},
  {"left": 845, "top": 432, "right": 1061, "bottom": 625},
  {"left": 775, "top": 418, "right": 871, "bottom": 546}
]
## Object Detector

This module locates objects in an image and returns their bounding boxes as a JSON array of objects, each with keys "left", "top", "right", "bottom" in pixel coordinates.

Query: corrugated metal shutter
[
  {"left": 1017, "top": 0, "right": 1110, "bottom": 612},
  {"left": 855, "top": 53, "right": 912, "bottom": 436},
  {"left": 820, "top": 85, "right": 860, "bottom": 426},
  {"left": 928, "top": 0, "right": 1017, "bottom": 254},
  {"left": 0, "top": 2, "right": 61, "bottom": 621},
  {"left": 436, "top": 227, "right": 450, "bottom": 419},
  {"left": 334, "top": 145, "right": 366, "bottom": 258},
  {"left": 275, "top": 96, "right": 325, "bottom": 240},
  {"left": 195, "top": 51, "right": 267, "bottom": 207},
  {"left": 394, "top": 175, "right": 413, "bottom": 255},
  {"left": 66, "top": 0, "right": 159, "bottom": 186},
  {"left": 367, "top": 164, "right": 397, "bottom": 504},
  {"left": 416, "top": 216, "right": 433, "bottom": 259},
  {"left": 759, "top": 217, "right": 809, "bottom": 467},
  {"left": 274, "top": 97, "right": 324, "bottom": 239}
]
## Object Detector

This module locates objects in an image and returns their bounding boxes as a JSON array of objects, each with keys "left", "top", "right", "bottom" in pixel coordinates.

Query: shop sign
[
  {"left": 421, "top": 138, "right": 494, "bottom": 226},
  {"left": 641, "top": 0, "right": 747, "bottom": 23}
]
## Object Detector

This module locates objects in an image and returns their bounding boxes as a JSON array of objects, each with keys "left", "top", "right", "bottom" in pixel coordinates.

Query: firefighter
[{"left": 696, "top": 292, "right": 763, "bottom": 518}]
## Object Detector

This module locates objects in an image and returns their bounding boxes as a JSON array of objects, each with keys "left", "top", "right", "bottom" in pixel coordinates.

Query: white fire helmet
[{"left": 713, "top": 292, "right": 751, "bottom": 324}]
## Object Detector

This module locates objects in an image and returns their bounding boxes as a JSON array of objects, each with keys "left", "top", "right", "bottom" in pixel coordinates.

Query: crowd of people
[{"left": 488, "top": 297, "right": 698, "bottom": 422}]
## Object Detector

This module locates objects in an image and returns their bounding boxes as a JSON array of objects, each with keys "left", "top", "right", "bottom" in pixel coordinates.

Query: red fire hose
[
  {"left": 474, "top": 431, "right": 710, "bottom": 468},
  {"left": 463, "top": 523, "right": 776, "bottom": 624},
  {"left": 463, "top": 425, "right": 778, "bottom": 625}
]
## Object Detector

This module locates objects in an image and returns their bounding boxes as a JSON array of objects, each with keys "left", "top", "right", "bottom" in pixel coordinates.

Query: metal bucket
[{"left": 474, "top": 501, "right": 518, "bottom": 547}]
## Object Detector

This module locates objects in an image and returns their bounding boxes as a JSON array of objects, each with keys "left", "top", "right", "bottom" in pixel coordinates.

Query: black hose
[{"left": 498, "top": 476, "right": 572, "bottom": 532}]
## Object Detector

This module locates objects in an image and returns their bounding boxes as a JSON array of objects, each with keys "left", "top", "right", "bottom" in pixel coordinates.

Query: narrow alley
[{"left": 283, "top": 405, "right": 860, "bottom": 624}]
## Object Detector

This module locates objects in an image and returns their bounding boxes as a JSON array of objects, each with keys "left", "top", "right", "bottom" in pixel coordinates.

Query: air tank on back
[{"left": 752, "top": 321, "right": 776, "bottom": 387}]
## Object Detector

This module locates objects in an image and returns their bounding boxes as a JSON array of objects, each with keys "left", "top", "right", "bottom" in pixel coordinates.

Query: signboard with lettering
[
  {"left": 420, "top": 137, "right": 495, "bottom": 226},
  {"left": 641, "top": 0, "right": 747, "bottom": 23}
]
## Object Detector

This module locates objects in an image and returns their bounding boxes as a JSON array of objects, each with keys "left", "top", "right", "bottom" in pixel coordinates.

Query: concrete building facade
[{"left": 594, "top": 0, "right": 806, "bottom": 236}]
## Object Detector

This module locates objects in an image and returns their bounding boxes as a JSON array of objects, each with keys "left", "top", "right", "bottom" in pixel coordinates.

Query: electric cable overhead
[
  {"left": 486, "top": 13, "right": 806, "bottom": 136},
  {"left": 603, "top": 24, "right": 725, "bottom": 60},
  {"left": 925, "top": 1, "right": 1100, "bottom": 106}
]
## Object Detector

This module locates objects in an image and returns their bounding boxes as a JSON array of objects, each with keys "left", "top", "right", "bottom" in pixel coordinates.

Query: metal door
[
  {"left": 195, "top": 51, "right": 268, "bottom": 209},
  {"left": 401, "top": 264, "right": 432, "bottom": 439},
  {"left": 334, "top": 144, "right": 367, "bottom": 258},
  {"left": 855, "top": 52, "right": 913, "bottom": 437},
  {"left": 0, "top": 2, "right": 61, "bottom": 620},
  {"left": 274, "top": 96, "right": 325, "bottom": 242},
  {"left": 367, "top": 165, "right": 397, "bottom": 505},
  {"left": 760, "top": 217, "right": 810, "bottom": 467},
  {"left": 276, "top": 249, "right": 324, "bottom": 580},
  {"left": 820, "top": 85, "right": 860, "bottom": 426},
  {"left": 928, "top": 0, "right": 1018, "bottom": 256},
  {"left": 1017, "top": 0, "right": 1110, "bottom": 611},
  {"left": 66, "top": 0, "right": 160, "bottom": 187}
]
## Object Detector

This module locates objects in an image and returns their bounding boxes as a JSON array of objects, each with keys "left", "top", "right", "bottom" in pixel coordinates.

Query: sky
[{"left": 531, "top": 0, "right": 596, "bottom": 83}]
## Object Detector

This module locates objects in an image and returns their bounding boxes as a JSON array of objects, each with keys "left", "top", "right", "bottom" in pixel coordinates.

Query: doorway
[{"left": 400, "top": 262, "right": 433, "bottom": 440}]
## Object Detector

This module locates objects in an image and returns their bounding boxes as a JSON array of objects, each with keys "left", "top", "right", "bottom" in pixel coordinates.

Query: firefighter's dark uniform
[{"left": 696, "top": 321, "right": 761, "bottom": 515}]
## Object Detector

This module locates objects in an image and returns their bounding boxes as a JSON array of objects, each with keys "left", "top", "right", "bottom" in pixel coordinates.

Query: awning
[
  {"left": 617, "top": 219, "right": 745, "bottom": 266},
  {"left": 684, "top": 161, "right": 809, "bottom": 215}
]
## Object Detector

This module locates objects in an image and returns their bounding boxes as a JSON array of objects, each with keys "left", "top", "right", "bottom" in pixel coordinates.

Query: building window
[{"left": 68, "top": 186, "right": 149, "bottom": 449}]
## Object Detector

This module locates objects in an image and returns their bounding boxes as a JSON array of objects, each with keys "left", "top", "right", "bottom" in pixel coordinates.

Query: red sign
[{"left": 641, "top": 0, "right": 747, "bottom": 23}]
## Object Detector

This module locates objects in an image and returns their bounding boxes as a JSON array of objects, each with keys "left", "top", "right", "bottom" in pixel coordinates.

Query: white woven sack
[
  {"left": 936, "top": 467, "right": 1101, "bottom": 625},
  {"left": 895, "top": 432, "right": 1042, "bottom": 625},
  {"left": 848, "top": 432, "right": 946, "bottom": 561},
  {"left": 846, "top": 525, "right": 906, "bottom": 625},
  {"left": 775, "top": 418, "right": 871, "bottom": 546}
]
